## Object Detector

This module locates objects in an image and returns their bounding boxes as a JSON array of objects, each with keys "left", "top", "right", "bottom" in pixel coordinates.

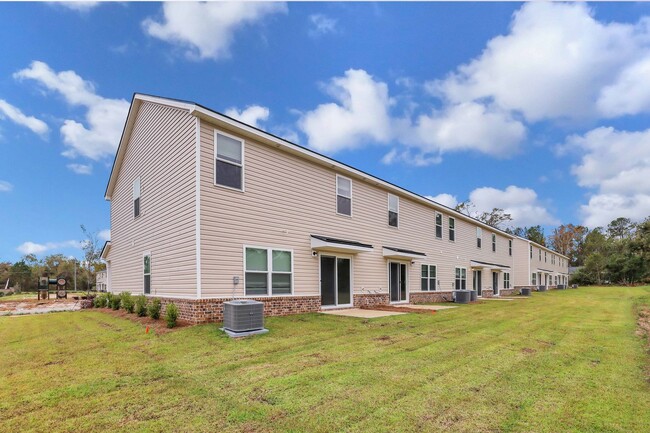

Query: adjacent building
[{"left": 101, "top": 94, "right": 569, "bottom": 323}]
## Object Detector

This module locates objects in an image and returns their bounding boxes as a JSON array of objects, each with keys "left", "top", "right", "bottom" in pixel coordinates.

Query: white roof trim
[
  {"left": 311, "top": 237, "right": 373, "bottom": 254},
  {"left": 100, "top": 241, "right": 111, "bottom": 260},
  {"left": 382, "top": 248, "right": 425, "bottom": 260},
  {"left": 470, "top": 261, "right": 510, "bottom": 271}
]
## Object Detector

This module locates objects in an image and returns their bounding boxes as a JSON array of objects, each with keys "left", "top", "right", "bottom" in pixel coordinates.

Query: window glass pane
[
  {"left": 144, "top": 274, "right": 151, "bottom": 294},
  {"left": 337, "top": 177, "right": 351, "bottom": 197},
  {"left": 272, "top": 250, "right": 291, "bottom": 272},
  {"left": 337, "top": 196, "right": 351, "bottom": 215},
  {"left": 245, "top": 273, "right": 267, "bottom": 295},
  {"left": 449, "top": 218, "right": 455, "bottom": 229},
  {"left": 436, "top": 225, "right": 442, "bottom": 238},
  {"left": 388, "top": 195, "right": 398, "bottom": 212},
  {"left": 455, "top": 268, "right": 460, "bottom": 278},
  {"left": 246, "top": 248, "right": 268, "bottom": 271},
  {"left": 143, "top": 255, "right": 150, "bottom": 274},
  {"left": 461, "top": 268, "right": 466, "bottom": 278},
  {"left": 436, "top": 213, "right": 442, "bottom": 225},
  {"left": 216, "top": 133, "right": 242, "bottom": 163},
  {"left": 430, "top": 266, "right": 436, "bottom": 278},
  {"left": 133, "top": 178, "right": 141, "bottom": 199},
  {"left": 272, "top": 274, "right": 291, "bottom": 294},
  {"left": 215, "top": 160, "right": 242, "bottom": 189},
  {"left": 421, "top": 278, "right": 428, "bottom": 291},
  {"left": 388, "top": 211, "right": 398, "bottom": 227},
  {"left": 430, "top": 277, "right": 436, "bottom": 290},
  {"left": 134, "top": 197, "right": 140, "bottom": 218},
  {"left": 421, "top": 265, "right": 428, "bottom": 278}
]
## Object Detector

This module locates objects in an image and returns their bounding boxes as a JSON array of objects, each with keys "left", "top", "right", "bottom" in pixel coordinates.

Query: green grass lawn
[{"left": 1, "top": 287, "right": 649, "bottom": 433}]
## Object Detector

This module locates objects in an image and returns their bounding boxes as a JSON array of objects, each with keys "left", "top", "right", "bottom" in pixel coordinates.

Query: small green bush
[
  {"left": 165, "top": 303, "right": 179, "bottom": 328},
  {"left": 109, "top": 293, "right": 121, "bottom": 310},
  {"left": 148, "top": 298, "right": 161, "bottom": 320},
  {"left": 120, "top": 292, "right": 135, "bottom": 313},
  {"left": 135, "top": 295, "right": 147, "bottom": 317},
  {"left": 93, "top": 293, "right": 107, "bottom": 308}
]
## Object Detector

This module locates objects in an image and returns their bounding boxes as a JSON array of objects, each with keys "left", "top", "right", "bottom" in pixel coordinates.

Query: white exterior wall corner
[{"left": 107, "top": 101, "right": 198, "bottom": 296}]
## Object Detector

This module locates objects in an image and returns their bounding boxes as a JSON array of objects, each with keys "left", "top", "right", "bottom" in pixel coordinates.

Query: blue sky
[{"left": 2, "top": 1, "right": 650, "bottom": 262}]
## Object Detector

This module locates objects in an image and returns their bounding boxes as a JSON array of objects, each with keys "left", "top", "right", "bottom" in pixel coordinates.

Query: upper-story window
[
  {"left": 133, "top": 177, "right": 141, "bottom": 218},
  {"left": 388, "top": 194, "right": 399, "bottom": 227},
  {"left": 449, "top": 217, "right": 456, "bottom": 241},
  {"left": 476, "top": 227, "right": 482, "bottom": 248},
  {"left": 538, "top": 249, "right": 542, "bottom": 261},
  {"left": 529, "top": 244, "right": 532, "bottom": 259},
  {"left": 215, "top": 131, "right": 244, "bottom": 190},
  {"left": 436, "top": 213, "right": 443, "bottom": 239},
  {"left": 508, "top": 239, "right": 513, "bottom": 256},
  {"left": 544, "top": 251, "right": 547, "bottom": 262},
  {"left": 336, "top": 175, "right": 352, "bottom": 216},
  {"left": 491, "top": 233, "right": 497, "bottom": 252}
]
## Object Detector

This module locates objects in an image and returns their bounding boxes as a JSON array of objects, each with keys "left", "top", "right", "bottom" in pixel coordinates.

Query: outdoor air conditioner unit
[
  {"left": 520, "top": 287, "right": 531, "bottom": 296},
  {"left": 223, "top": 300, "right": 267, "bottom": 336}
]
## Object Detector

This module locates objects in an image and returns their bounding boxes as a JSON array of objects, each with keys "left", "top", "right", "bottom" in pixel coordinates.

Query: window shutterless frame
[
  {"left": 435, "top": 213, "right": 443, "bottom": 239},
  {"left": 214, "top": 129, "right": 245, "bottom": 192},
  {"left": 133, "top": 177, "right": 141, "bottom": 219},
  {"left": 242, "top": 245, "right": 294, "bottom": 296},
  {"left": 476, "top": 227, "right": 482, "bottom": 249},
  {"left": 336, "top": 174, "right": 352, "bottom": 216},
  {"left": 143, "top": 251, "right": 151, "bottom": 294},
  {"left": 388, "top": 193, "right": 399, "bottom": 227},
  {"left": 491, "top": 233, "right": 496, "bottom": 252},
  {"left": 420, "top": 264, "right": 437, "bottom": 291},
  {"left": 448, "top": 217, "right": 455, "bottom": 242},
  {"left": 509, "top": 239, "right": 513, "bottom": 256}
]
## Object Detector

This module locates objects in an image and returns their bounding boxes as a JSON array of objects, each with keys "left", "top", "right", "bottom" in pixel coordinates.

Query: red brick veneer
[
  {"left": 353, "top": 293, "right": 390, "bottom": 307},
  {"left": 155, "top": 296, "right": 321, "bottom": 324},
  {"left": 409, "top": 291, "right": 454, "bottom": 303}
]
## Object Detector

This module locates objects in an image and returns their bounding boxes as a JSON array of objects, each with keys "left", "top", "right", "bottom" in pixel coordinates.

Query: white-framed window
[
  {"left": 421, "top": 264, "right": 437, "bottom": 291},
  {"left": 133, "top": 177, "right": 141, "bottom": 218},
  {"left": 508, "top": 239, "right": 513, "bottom": 256},
  {"left": 143, "top": 251, "right": 151, "bottom": 294},
  {"left": 336, "top": 175, "right": 352, "bottom": 216},
  {"left": 388, "top": 194, "right": 399, "bottom": 227},
  {"left": 504, "top": 272, "right": 510, "bottom": 289},
  {"left": 530, "top": 244, "right": 532, "bottom": 259},
  {"left": 435, "top": 213, "right": 443, "bottom": 239},
  {"left": 455, "top": 267, "right": 467, "bottom": 290},
  {"left": 244, "top": 247, "right": 293, "bottom": 296},
  {"left": 544, "top": 251, "right": 547, "bottom": 262},
  {"left": 539, "top": 249, "right": 542, "bottom": 261},
  {"left": 532, "top": 273, "right": 537, "bottom": 285},
  {"left": 492, "top": 233, "right": 497, "bottom": 252},
  {"left": 215, "top": 130, "right": 244, "bottom": 190},
  {"left": 476, "top": 227, "right": 482, "bottom": 248},
  {"left": 449, "top": 217, "right": 455, "bottom": 241},
  {"left": 555, "top": 275, "right": 558, "bottom": 285}
]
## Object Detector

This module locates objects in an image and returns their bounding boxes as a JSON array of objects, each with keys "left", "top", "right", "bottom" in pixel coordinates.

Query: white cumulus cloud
[
  {"left": 143, "top": 2, "right": 287, "bottom": 60},
  {"left": 309, "top": 14, "right": 338, "bottom": 37},
  {"left": 298, "top": 69, "right": 393, "bottom": 152},
  {"left": 563, "top": 126, "right": 650, "bottom": 227},
  {"left": 17, "top": 240, "right": 81, "bottom": 255},
  {"left": 468, "top": 185, "right": 558, "bottom": 227},
  {"left": 53, "top": 1, "right": 100, "bottom": 12},
  {"left": 14, "top": 60, "right": 129, "bottom": 161},
  {"left": 0, "top": 99, "right": 49, "bottom": 137},
  {"left": 0, "top": 180, "right": 14, "bottom": 192},
  {"left": 225, "top": 105, "right": 269, "bottom": 128},
  {"left": 426, "top": 193, "right": 459, "bottom": 209},
  {"left": 67, "top": 163, "right": 93, "bottom": 175}
]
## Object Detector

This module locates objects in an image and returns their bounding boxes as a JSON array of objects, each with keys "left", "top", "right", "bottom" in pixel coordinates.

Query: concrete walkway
[
  {"left": 320, "top": 308, "right": 406, "bottom": 318},
  {"left": 392, "top": 304, "right": 458, "bottom": 311}
]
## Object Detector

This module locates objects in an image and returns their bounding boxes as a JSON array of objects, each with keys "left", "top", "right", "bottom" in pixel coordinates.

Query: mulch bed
[
  {"left": 89, "top": 308, "right": 193, "bottom": 334},
  {"left": 637, "top": 307, "right": 650, "bottom": 382}
]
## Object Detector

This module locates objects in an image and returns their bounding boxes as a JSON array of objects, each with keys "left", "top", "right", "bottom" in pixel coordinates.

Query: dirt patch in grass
[
  {"left": 362, "top": 305, "right": 438, "bottom": 315},
  {"left": 90, "top": 308, "right": 192, "bottom": 334},
  {"left": 637, "top": 306, "right": 650, "bottom": 382}
]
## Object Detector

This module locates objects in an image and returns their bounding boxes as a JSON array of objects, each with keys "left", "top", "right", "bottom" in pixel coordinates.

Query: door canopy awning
[
  {"left": 536, "top": 268, "right": 554, "bottom": 273},
  {"left": 310, "top": 235, "right": 373, "bottom": 254},
  {"left": 470, "top": 260, "right": 510, "bottom": 271},
  {"left": 382, "top": 246, "right": 426, "bottom": 260}
]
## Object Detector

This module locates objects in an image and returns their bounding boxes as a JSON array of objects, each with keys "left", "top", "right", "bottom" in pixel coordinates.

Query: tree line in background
[
  {"left": 455, "top": 202, "right": 650, "bottom": 286},
  {"left": 0, "top": 225, "right": 106, "bottom": 292}
]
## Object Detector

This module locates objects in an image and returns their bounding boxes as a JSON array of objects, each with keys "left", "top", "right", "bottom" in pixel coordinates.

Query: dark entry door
[
  {"left": 492, "top": 272, "right": 499, "bottom": 296},
  {"left": 473, "top": 270, "right": 482, "bottom": 296},
  {"left": 389, "top": 262, "right": 407, "bottom": 302},
  {"left": 320, "top": 255, "right": 351, "bottom": 307}
]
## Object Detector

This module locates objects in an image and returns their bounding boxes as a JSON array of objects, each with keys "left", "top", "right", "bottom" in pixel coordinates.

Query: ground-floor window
[
  {"left": 555, "top": 275, "right": 558, "bottom": 285},
  {"left": 245, "top": 247, "right": 293, "bottom": 296},
  {"left": 143, "top": 252, "right": 151, "bottom": 294},
  {"left": 421, "top": 264, "right": 437, "bottom": 291},
  {"left": 532, "top": 273, "right": 537, "bottom": 285},
  {"left": 504, "top": 272, "right": 510, "bottom": 289},
  {"left": 455, "top": 267, "right": 467, "bottom": 290}
]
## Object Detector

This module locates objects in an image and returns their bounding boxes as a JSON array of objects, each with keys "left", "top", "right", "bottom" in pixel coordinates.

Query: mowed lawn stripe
[{"left": 0, "top": 287, "right": 648, "bottom": 432}]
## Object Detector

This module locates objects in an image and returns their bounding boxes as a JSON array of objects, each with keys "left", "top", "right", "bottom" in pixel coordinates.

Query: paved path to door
[{"left": 320, "top": 308, "right": 407, "bottom": 318}]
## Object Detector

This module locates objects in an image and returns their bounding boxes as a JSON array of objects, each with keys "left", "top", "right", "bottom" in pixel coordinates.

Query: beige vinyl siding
[
  {"left": 512, "top": 238, "right": 532, "bottom": 287},
  {"left": 109, "top": 101, "right": 197, "bottom": 297},
  {"left": 199, "top": 119, "right": 514, "bottom": 298},
  {"left": 512, "top": 238, "right": 569, "bottom": 287}
]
